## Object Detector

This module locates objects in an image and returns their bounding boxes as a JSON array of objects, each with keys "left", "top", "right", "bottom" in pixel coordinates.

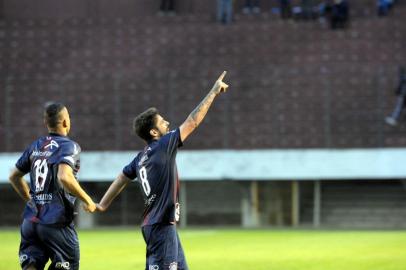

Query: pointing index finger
[{"left": 218, "top": 71, "right": 227, "bottom": 81}]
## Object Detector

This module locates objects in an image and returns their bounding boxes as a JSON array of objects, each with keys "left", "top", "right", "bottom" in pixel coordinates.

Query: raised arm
[
  {"left": 9, "top": 167, "right": 31, "bottom": 203},
  {"left": 57, "top": 163, "right": 96, "bottom": 212},
  {"left": 96, "top": 172, "right": 132, "bottom": 212},
  {"left": 179, "top": 71, "right": 229, "bottom": 142}
]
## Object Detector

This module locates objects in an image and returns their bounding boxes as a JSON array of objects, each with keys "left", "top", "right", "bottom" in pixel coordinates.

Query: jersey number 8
[{"left": 139, "top": 166, "right": 151, "bottom": 196}]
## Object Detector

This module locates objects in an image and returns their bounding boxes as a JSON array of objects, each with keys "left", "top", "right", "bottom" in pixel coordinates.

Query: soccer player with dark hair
[
  {"left": 9, "top": 102, "right": 96, "bottom": 270},
  {"left": 97, "top": 71, "right": 229, "bottom": 270}
]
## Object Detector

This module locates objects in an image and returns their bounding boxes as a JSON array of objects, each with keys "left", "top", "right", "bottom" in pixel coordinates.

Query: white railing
[{"left": 1, "top": 148, "right": 406, "bottom": 182}]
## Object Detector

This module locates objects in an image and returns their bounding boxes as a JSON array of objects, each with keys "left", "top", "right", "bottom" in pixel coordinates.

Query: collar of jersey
[{"left": 48, "top": 132, "right": 66, "bottom": 137}]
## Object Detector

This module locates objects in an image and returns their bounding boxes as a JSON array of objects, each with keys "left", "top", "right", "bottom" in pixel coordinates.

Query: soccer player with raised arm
[
  {"left": 9, "top": 102, "right": 96, "bottom": 270},
  {"left": 97, "top": 71, "right": 229, "bottom": 270}
]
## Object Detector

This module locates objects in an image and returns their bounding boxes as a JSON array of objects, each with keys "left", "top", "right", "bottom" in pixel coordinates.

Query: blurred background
[{"left": 0, "top": 0, "right": 405, "bottom": 229}]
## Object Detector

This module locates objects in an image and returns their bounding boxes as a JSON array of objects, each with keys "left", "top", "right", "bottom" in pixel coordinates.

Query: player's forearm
[
  {"left": 99, "top": 174, "right": 130, "bottom": 210},
  {"left": 59, "top": 175, "right": 93, "bottom": 206},
  {"left": 180, "top": 71, "right": 228, "bottom": 142},
  {"left": 188, "top": 89, "right": 218, "bottom": 128},
  {"left": 179, "top": 89, "right": 218, "bottom": 142},
  {"left": 9, "top": 176, "right": 31, "bottom": 202}
]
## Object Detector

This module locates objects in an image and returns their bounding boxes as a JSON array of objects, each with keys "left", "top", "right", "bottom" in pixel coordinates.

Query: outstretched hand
[
  {"left": 95, "top": 203, "right": 107, "bottom": 212},
  {"left": 82, "top": 201, "right": 97, "bottom": 213},
  {"left": 212, "top": 71, "right": 229, "bottom": 94}
]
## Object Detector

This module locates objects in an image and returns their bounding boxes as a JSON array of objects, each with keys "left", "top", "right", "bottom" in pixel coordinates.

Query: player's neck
[{"left": 48, "top": 128, "right": 67, "bottom": 137}]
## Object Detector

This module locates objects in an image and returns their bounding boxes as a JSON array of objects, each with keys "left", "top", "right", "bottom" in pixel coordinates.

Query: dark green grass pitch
[{"left": 1, "top": 229, "right": 406, "bottom": 270}]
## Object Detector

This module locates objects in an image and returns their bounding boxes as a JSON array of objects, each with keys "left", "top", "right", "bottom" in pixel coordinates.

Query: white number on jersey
[
  {"left": 33, "top": 159, "right": 48, "bottom": 192},
  {"left": 139, "top": 166, "right": 151, "bottom": 196}
]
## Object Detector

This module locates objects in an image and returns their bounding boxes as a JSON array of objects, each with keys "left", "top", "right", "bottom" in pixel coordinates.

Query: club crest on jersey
[
  {"left": 44, "top": 140, "right": 59, "bottom": 150},
  {"left": 149, "top": 265, "right": 159, "bottom": 270}
]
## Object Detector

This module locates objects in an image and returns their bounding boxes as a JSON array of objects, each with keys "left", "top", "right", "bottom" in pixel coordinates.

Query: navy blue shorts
[
  {"left": 142, "top": 224, "right": 189, "bottom": 270},
  {"left": 19, "top": 219, "right": 79, "bottom": 270}
]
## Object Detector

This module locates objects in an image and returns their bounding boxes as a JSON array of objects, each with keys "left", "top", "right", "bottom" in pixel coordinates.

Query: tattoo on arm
[{"left": 189, "top": 91, "right": 217, "bottom": 127}]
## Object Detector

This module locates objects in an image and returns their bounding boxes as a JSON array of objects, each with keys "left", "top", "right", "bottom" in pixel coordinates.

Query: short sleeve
[
  {"left": 15, "top": 146, "right": 32, "bottom": 174},
  {"left": 122, "top": 155, "right": 139, "bottom": 180},
  {"left": 57, "top": 141, "right": 81, "bottom": 170},
  {"left": 159, "top": 128, "right": 183, "bottom": 155}
]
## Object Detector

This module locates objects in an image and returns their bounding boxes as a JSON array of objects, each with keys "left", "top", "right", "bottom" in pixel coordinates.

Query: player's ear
[
  {"left": 150, "top": 128, "right": 158, "bottom": 138},
  {"left": 62, "top": 118, "right": 68, "bottom": 128}
]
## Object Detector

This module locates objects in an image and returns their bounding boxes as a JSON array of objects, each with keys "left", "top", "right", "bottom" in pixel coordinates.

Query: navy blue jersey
[
  {"left": 123, "top": 128, "right": 183, "bottom": 226},
  {"left": 15, "top": 133, "right": 81, "bottom": 225}
]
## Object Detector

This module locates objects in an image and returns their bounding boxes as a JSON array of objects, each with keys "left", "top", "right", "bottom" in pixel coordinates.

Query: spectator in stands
[
  {"left": 159, "top": 0, "right": 176, "bottom": 16},
  {"left": 217, "top": 0, "right": 233, "bottom": 24},
  {"left": 330, "top": 0, "right": 349, "bottom": 29},
  {"left": 318, "top": 1, "right": 328, "bottom": 22},
  {"left": 377, "top": 0, "right": 394, "bottom": 16},
  {"left": 301, "top": 0, "right": 316, "bottom": 20},
  {"left": 385, "top": 67, "right": 406, "bottom": 126},
  {"left": 243, "top": 0, "right": 261, "bottom": 14},
  {"left": 280, "top": 0, "right": 292, "bottom": 19},
  {"left": 377, "top": 0, "right": 388, "bottom": 16}
]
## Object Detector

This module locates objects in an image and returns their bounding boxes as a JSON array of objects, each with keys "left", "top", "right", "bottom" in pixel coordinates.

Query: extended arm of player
[
  {"left": 57, "top": 163, "right": 96, "bottom": 212},
  {"left": 96, "top": 173, "right": 132, "bottom": 212},
  {"left": 9, "top": 167, "right": 31, "bottom": 203},
  {"left": 179, "top": 71, "right": 229, "bottom": 142}
]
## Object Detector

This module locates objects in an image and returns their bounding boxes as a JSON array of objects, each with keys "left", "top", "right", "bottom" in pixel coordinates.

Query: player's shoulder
[
  {"left": 167, "top": 129, "right": 179, "bottom": 136},
  {"left": 159, "top": 129, "right": 180, "bottom": 142},
  {"left": 56, "top": 136, "right": 81, "bottom": 155},
  {"left": 134, "top": 151, "right": 144, "bottom": 163}
]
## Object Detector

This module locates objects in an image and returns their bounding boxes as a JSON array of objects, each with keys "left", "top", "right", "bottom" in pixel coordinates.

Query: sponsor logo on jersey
[
  {"left": 169, "top": 262, "right": 178, "bottom": 270},
  {"left": 19, "top": 254, "right": 28, "bottom": 265},
  {"left": 32, "top": 151, "right": 52, "bottom": 157},
  {"left": 35, "top": 193, "right": 53, "bottom": 204},
  {"left": 149, "top": 265, "right": 159, "bottom": 270},
  {"left": 55, "top": 262, "right": 70, "bottom": 270},
  {"left": 145, "top": 194, "right": 156, "bottom": 206},
  {"left": 44, "top": 140, "right": 59, "bottom": 150},
  {"left": 139, "top": 154, "right": 149, "bottom": 166}
]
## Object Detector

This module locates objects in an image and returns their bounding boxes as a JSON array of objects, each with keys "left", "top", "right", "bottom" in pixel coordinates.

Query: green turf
[{"left": 1, "top": 228, "right": 406, "bottom": 270}]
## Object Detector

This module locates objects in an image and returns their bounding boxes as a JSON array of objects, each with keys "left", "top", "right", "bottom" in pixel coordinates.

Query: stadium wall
[
  {"left": 0, "top": 6, "right": 405, "bottom": 152},
  {"left": 1, "top": 150, "right": 406, "bottom": 228}
]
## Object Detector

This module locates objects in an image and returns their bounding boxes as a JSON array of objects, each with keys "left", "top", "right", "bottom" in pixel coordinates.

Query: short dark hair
[
  {"left": 44, "top": 102, "right": 66, "bottom": 128},
  {"left": 133, "top": 107, "right": 159, "bottom": 141}
]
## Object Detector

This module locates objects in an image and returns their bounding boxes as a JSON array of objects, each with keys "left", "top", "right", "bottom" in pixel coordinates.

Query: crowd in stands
[
  {"left": 217, "top": 0, "right": 351, "bottom": 28},
  {"left": 159, "top": 0, "right": 399, "bottom": 29},
  {"left": 159, "top": 0, "right": 176, "bottom": 15}
]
